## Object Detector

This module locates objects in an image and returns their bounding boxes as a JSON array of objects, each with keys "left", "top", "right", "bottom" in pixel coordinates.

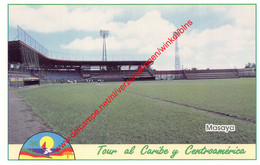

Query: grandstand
[
  {"left": 8, "top": 40, "right": 155, "bottom": 84},
  {"left": 7, "top": 26, "right": 156, "bottom": 86}
]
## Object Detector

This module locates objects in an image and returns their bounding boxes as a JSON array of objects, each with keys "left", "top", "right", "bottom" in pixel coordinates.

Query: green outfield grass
[
  {"left": 18, "top": 78, "right": 256, "bottom": 144},
  {"left": 123, "top": 78, "right": 256, "bottom": 122}
]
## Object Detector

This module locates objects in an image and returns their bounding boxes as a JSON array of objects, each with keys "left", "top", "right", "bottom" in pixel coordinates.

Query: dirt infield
[{"left": 8, "top": 86, "right": 52, "bottom": 144}]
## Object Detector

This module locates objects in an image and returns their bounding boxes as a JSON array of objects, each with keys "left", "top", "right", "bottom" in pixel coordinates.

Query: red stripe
[{"left": 20, "top": 152, "right": 49, "bottom": 158}]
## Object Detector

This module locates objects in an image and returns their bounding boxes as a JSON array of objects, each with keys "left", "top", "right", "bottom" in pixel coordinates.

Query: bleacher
[
  {"left": 123, "top": 70, "right": 155, "bottom": 80},
  {"left": 44, "top": 71, "right": 81, "bottom": 80},
  {"left": 9, "top": 72, "right": 39, "bottom": 80},
  {"left": 8, "top": 72, "right": 39, "bottom": 87},
  {"left": 91, "top": 74, "right": 123, "bottom": 81},
  {"left": 185, "top": 71, "right": 239, "bottom": 80},
  {"left": 81, "top": 69, "right": 155, "bottom": 81}
]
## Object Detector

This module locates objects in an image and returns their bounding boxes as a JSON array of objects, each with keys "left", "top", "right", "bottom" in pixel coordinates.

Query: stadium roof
[{"left": 8, "top": 41, "right": 146, "bottom": 67}]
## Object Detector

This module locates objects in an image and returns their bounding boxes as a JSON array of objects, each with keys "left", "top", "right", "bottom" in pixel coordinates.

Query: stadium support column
[{"left": 175, "top": 38, "right": 181, "bottom": 70}]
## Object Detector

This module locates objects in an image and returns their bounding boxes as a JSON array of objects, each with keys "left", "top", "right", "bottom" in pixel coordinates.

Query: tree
[
  {"left": 245, "top": 62, "right": 255, "bottom": 68},
  {"left": 191, "top": 67, "right": 197, "bottom": 70},
  {"left": 29, "top": 140, "right": 38, "bottom": 151}
]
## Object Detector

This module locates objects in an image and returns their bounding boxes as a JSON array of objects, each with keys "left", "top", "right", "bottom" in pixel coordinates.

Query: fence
[{"left": 17, "top": 26, "right": 146, "bottom": 61}]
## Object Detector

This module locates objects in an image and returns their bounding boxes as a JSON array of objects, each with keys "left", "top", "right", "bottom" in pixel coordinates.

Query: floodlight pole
[
  {"left": 174, "top": 32, "right": 181, "bottom": 70},
  {"left": 100, "top": 30, "right": 109, "bottom": 61}
]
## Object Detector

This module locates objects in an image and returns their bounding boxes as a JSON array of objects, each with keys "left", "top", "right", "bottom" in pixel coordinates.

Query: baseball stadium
[{"left": 8, "top": 26, "right": 256, "bottom": 145}]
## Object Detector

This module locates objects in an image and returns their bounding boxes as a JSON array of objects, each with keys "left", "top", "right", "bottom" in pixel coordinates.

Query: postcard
[{"left": 7, "top": 4, "right": 256, "bottom": 161}]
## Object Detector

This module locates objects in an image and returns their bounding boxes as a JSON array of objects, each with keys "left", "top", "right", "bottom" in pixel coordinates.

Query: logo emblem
[{"left": 19, "top": 132, "right": 75, "bottom": 160}]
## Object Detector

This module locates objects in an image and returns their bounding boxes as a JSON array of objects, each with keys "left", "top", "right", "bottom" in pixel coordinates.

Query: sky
[
  {"left": 22, "top": 132, "right": 70, "bottom": 149},
  {"left": 8, "top": 5, "right": 256, "bottom": 70}
]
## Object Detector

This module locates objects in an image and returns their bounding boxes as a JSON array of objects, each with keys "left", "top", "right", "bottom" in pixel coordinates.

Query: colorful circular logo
[{"left": 19, "top": 132, "right": 75, "bottom": 160}]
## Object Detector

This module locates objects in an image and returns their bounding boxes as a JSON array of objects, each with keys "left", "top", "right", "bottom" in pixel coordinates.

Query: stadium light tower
[
  {"left": 175, "top": 36, "right": 181, "bottom": 70},
  {"left": 100, "top": 30, "right": 109, "bottom": 61}
]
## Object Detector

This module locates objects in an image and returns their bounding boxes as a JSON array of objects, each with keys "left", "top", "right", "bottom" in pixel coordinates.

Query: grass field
[{"left": 18, "top": 78, "right": 256, "bottom": 144}]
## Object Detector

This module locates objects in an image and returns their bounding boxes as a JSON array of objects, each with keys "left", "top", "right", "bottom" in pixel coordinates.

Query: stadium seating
[
  {"left": 44, "top": 71, "right": 81, "bottom": 80},
  {"left": 8, "top": 72, "right": 39, "bottom": 87},
  {"left": 8, "top": 72, "right": 38, "bottom": 80},
  {"left": 81, "top": 69, "right": 155, "bottom": 81},
  {"left": 185, "top": 72, "right": 239, "bottom": 80}
]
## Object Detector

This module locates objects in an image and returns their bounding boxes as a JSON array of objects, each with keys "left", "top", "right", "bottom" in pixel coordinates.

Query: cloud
[
  {"left": 61, "top": 10, "right": 176, "bottom": 55},
  {"left": 9, "top": 5, "right": 123, "bottom": 33},
  {"left": 228, "top": 5, "right": 255, "bottom": 28},
  {"left": 179, "top": 23, "right": 255, "bottom": 69}
]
